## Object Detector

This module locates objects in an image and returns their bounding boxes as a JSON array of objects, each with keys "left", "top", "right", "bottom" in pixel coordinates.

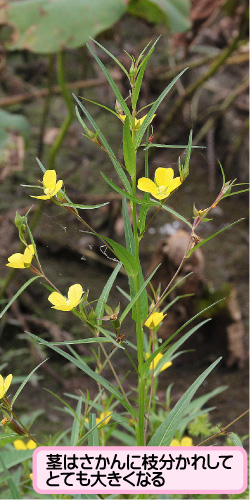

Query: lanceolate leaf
[
  {"left": 148, "top": 357, "right": 222, "bottom": 446},
  {"left": 135, "top": 68, "right": 188, "bottom": 148},
  {"left": 0, "top": 277, "right": 40, "bottom": 318},
  {"left": 95, "top": 262, "right": 122, "bottom": 323},
  {"left": 26, "top": 331, "right": 136, "bottom": 417},
  {"left": 102, "top": 236, "right": 138, "bottom": 278},
  {"left": 186, "top": 219, "right": 244, "bottom": 257},
  {"left": 74, "top": 95, "right": 131, "bottom": 193}
]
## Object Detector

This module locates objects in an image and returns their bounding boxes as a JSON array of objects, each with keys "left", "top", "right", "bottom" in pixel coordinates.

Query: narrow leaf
[
  {"left": 26, "top": 331, "right": 135, "bottom": 417},
  {"left": 120, "top": 264, "right": 161, "bottom": 323},
  {"left": 135, "top": 68, "right": 188, "bottom": 148},
  {"left": 0, "top": 276, "right": 40, "bottom": 318},
  {"left": 123, "top": 116, "right": 135, "bottom": 175},
  {"left": 122, "top": 197, "right": 135, "bottom": 256},
  {"left": 11, "top": 358, "right": 48, "bottom": 406},
  {"left": 95, "top": 262, "right": 122, "bottom": 322},
  {"left": 86, "top": 43, "right": 131, "bottom": 118},
  {"left": 73, "top": 95, "right": 131, "bottom": 192},
  {"left": 71, "top": 397, "right": 82, "bottom": 446},
  {"left": 187, "top": 219, "right": 244, "bottom": 257},
  {"left": 148, "top": 357, "right": 222, "bottom": 446},
  {"left": 62, "top": 202, "right": 109, "bottom": 210}
]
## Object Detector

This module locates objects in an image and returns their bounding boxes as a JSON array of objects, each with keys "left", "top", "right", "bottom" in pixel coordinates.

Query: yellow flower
[
  {"left": 144, "top": 312, "right": 166, "bottom": 329},
  {"left": 86, "top": 411, "right": 112, "bottom": 428},
  {"left": 6, "top": 245, "right": 35, "bottom": 269},
  {"left": 48, "top": 284, "right": 83, "bottom": 311},
  {"left": 0, "top": 374, "right": 13, "bottom": 399},
  {"left": 31, "top": 170, "right": 63, "bottom": 200},
  {"left": 138, "top": 167, "right": 181, "bottom": 200},
  {"left": 146, "top": 353, "right": 172, "bottom": 372},
  {"left": 13, "top": 439, "right": 37, "bottom": 450},
  {"left": 96, "top": 411, "right": 112, "bottom": 427},
  {"left": 118, "top": 113, "right": 155, "bottom": 131},
  {"left": 30, "top": 473, "right": 33, "bottom": 480},
  {"left": 170, "top": 437, "right": 193, "bottom": 446}
]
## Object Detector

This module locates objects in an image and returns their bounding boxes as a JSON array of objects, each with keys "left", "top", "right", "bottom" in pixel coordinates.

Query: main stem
[{"left": 131, "top": 108, "right": 145, "bottom": 447}]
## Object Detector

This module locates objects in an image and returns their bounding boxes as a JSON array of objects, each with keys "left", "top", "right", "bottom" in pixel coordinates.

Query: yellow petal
[
  {"left": 170, "top": 439, "right": 180, "bottom": 446},
  {"left": 23, "top": 245, "right": 35, "bottom": 264},
  {"left": 118, "top": 114, "right": 126, "bottom": 123},
  {"left": 152, "top": 191, "right": 169, "bottom": 201},
  {"left": 144, "top": 312, "right": 165, "bottom": 328},
  {"left": 155, "top": 168, "right": 174, "bottom": 187},
  {"left": 53, "top": 180, "right": 63, "bottom": 196},
  {"left": 30, "top": 195, "right": 51, "bottom": 200},
  {"left": 48, "top": 292, "right": 69, "bottom": 310},
  {"left": 97, "top": 411, "right": 112, "bottom": 428},
  {"left": 181, "top": 436, "right": 193, "bottom": 446},
  {"left": 0, "top": 375, "right": 3, "bottom": 392},
  {"left": 168, "top": 176, "right": 182, "bottom": 193},
  {"left": 43, "top": 170, "right": 57, "bottom": 189},
  {"left": 6, "top": 253, "right": 25, "bottom": 268},
  {"left": 13, "top": 439, "right": 27, "bottom": 450},
  {"left": 137, "top": 177, "right": 157, "bottom": 195},
  {"left": 4, "top": 374, "right": 12, "bottom": 392},
  {"left": 27, "top": 439, "right": 37, "bottom": 449},
  {"left": 160, "top": 360, "right": 172, "bottom": 372},
  {"left": 67, "top": 284, "right": 83, "bottom": 307}
]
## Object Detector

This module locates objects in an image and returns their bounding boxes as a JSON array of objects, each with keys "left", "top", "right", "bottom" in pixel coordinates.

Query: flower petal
[
  {"left": 52, "top": 180, "right": 63, "bottom": 196},
  {"left": 23, "top": 245, "right": 35, "bottom": 264},
  {"left": 6, "top": 253, "right": 25, "bottom": 268},
  {"left": 145, "top": 312, "right": 165, "bottom": 328},
  {"left": 30, "top": 195, "right": 51, "bottom": 200},
  {"left": 48, "top": 292, "right": 69, "bottom": 309},
  {"left": 13, "top": 439, "right": 27, "bottom": 450},
  {"left": 181, "top": 436, "right": 193, "bottom": 446},
  {"left": 137, "top": 177, "right": 157, "bottom": 194},
  {"left": 4, "top": 374, "right": 12, "bottom": 392},
  {"left": 67, "top": 284, "right": 83, "bottom": 307},
  {"left": 170, "top": 439, "right": 180, "bottom": 446},
  {"left": 155, "top": 167, "right": 174, "bottom": 187},
  {"left": 43, "top": 170, "right": 57, "bottom": 190},
  {"left": 168, "top": 176, "right": 182, "bottom": 193},
  {"left": 0, "top": 375, "right": 3, "bottom": 392},
  {"left": 27, "top": 439, "right": 37, "bottom": 449},
  {"left": 118, "top": 114, "right": 126, "bottom": 123}
]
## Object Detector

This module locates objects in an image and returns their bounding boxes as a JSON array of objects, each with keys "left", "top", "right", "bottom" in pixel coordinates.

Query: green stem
[{"left": 48, "top": 50, "right": 74, "bottom": 169}]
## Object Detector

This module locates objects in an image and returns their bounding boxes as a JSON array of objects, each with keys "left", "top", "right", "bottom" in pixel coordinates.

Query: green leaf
[
  {"left": 11, "top": 358, "right": 48, "bottom": 407},
  {"left": 103, "top": 236, "right": 138, "bottom": 278},
  {"left": 143, "top": 298, "right": 225, "bottom": 376},
  {"left": 186, "top": 218, "right": 244, "bottom": 257},
  {"left": 0, "top": 450, "right": 33, "bottom": 473},
  {"left": 101, "top": 172, "right": 155, "bottom": 206},
  {"left": 144, "top": 143, "right": 204, "bottom": 150},
  {"left": 120, "top": 264, "right": 161, "bottom": 324},
  {"left": 95, "top": 262, "right": 122, "bottom": 323},
  {"left": 26, "top": 331, "right": 135, "bottom": 417},
  {"left": 148, "top": 357, "right": 222, "bottom": 446},
  {"left": 229, "top": 432, "right": 243, "bottom": 447},
  {"left": 0, "top": 276, "right": 40, "bottom": 318},
  {"left": 152, "top": 319, "right": 211, "bottom": 376},
  {"left": 135, "top": 68, "right": 188, "bottom": 148},
  {"left": 88, "top": 414, "right": 99, "bottom": 446},
  {"left": 62, "top": 202, "right": 109, "bottom": 210},
  {"left": 0, "top": 457, "right": 21, "bottom": 499},
  {"left": 132, "top": 38, "right": 159, "bottom": 109},
  {"left": 123, "top": 116, "right": 136, "bottom": 175},
  {"left": 91, "top": 38, "right": 129, "bottom": 78},
  {"left": 1, "top": 0, "right": 126, "bottom": 54},
  {"left": 159, "top": 201, "right": 193, "bottom": 228},
  {"left": 45, "top": 337, "right": 116, "bottom": 345},
  {"left": 86, "top": 43, "right": 131, "bottom": 119},
  {"left": 74, "top": 95, "right": 131, "bottom": 193},
  {"left": 71, "top": 397, "right": 82, "bottom": 446}
]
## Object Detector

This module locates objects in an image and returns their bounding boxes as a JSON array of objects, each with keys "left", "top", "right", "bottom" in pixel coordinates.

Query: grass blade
[{"left": 11, "top": 358, "right": 48, "bottom": 406}]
